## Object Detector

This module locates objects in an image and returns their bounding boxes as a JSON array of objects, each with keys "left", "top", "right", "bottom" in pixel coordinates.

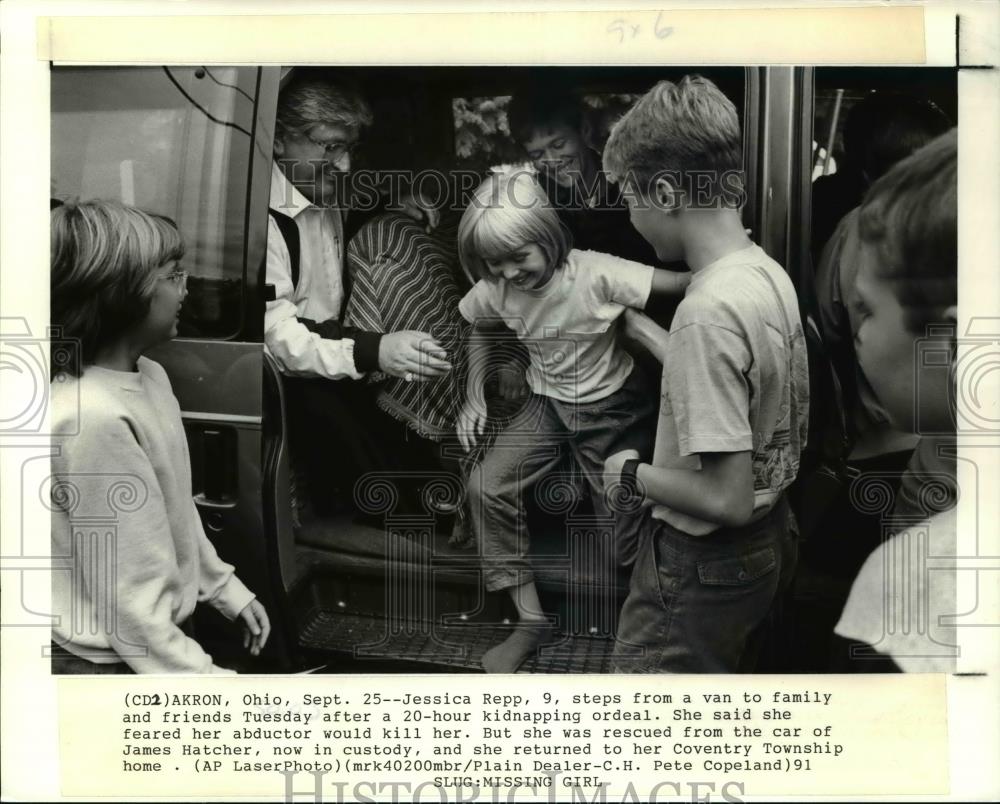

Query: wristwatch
[{"left": 620, "top": 458, "right": 641, "bottom": 498}]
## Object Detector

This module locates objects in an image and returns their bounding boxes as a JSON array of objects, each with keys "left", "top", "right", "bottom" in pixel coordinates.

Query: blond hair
[
  {"left": 51, "top": 200, "right": 185, "bottom": 373},
  {"left": 457, "top": 167, "right": 571, "bottom": 282},
  {"left": 603, "top": 75, "right": 743, "bottom": 206}
]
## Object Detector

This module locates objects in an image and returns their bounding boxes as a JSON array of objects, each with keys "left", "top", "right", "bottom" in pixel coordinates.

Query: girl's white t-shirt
[{"left": 458, "top": 249, "right": 654, "bottom": 403}]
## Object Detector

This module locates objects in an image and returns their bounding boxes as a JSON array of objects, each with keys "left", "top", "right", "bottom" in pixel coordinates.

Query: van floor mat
[{"left": 297, "top": 609, "right": 616, "bottom": 674}]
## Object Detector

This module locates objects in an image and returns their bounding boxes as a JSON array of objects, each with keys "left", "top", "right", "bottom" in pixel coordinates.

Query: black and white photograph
[
  {"left": 44, "top": 61, "right": 962, "bottom": 675},
  {"left": 1, "top": 1, "right": 998, "bottom": 801}
]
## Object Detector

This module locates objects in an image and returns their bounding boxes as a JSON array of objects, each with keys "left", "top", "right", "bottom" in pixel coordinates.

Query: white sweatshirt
[{"left": 50, "top": 357, "right": 255, "bottom": 673}]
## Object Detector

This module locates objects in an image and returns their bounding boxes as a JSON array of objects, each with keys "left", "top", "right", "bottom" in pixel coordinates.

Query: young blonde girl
[
  {"left": 50, "top": 199, "right": 269, "bottom": 674},
  {"left": 456, "top": 167, "right": 688, "bottom": 672}
]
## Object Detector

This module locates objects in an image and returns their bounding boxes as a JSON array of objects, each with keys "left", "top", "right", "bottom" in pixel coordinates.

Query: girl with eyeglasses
[{"left": 49, "top": 199, "right": 270, "bottom": 674}]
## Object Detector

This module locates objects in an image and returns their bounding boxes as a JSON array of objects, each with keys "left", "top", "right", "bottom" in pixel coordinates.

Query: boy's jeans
[
  {"left": 467, "top": 368, "right": 656, "bottom": 593},
  {"left": 612, "top": 495, "right": 798, "bottom": 673}
]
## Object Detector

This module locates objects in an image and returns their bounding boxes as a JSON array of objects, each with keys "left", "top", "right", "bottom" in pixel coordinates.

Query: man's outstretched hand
[{"left": 378, "top": 330, "right": 452, "bottom": 380}]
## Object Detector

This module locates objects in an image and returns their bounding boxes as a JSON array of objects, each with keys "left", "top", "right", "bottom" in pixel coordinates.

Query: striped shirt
[{"left": 344, "top": 212, "right": 469, "bottom": 440}]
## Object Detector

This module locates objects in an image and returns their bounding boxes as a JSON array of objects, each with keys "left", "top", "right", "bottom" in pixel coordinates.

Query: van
[{"left": 50, "top": 64, "right": 956, "bottom": 673}]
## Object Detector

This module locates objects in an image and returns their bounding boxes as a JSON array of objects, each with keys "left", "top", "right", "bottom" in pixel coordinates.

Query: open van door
[
  {"left": 50, "top": 65, "right": 285, "bottom": 669},
  {"left": 253, "top": 66, "right": 762, "bottom": 674}
]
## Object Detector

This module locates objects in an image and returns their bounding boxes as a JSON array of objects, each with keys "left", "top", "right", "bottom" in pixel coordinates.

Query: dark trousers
[
  {"left": 795, "top": 449, "right": 914, "bottom": 672},
  {"left": 50, "top": 642, "right": 135, "bottom": 675},
  {"left": 284, "top": 376, "right": 460, "bottom": 517},
  {"left": 801, "top": 449, "right": 914, "bottom": 580},
  {"left": 612, "top": 496, "right": 797, "bottom": 673}
]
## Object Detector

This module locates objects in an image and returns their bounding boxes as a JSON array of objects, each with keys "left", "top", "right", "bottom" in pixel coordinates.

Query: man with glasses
[{"left": 266, "top": 73, "right": 452, "bottom": 516}]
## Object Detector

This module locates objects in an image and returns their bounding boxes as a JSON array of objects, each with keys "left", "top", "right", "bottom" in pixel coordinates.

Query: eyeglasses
[
  {"left": 158, "top": 269, "right": 188, "bottom": 289},
  {"left": 304, "top": 134, "right": 360, "bottom": 162}
]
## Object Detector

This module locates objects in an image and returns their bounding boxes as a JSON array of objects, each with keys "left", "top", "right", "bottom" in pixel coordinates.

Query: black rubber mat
[{"left": 297, "top": 608, "right": 615, "bottom": 673}]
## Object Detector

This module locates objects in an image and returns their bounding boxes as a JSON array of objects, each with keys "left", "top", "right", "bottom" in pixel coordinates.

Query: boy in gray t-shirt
[{"left": 601, "top": 75, "right": 809, "bottom": 672}]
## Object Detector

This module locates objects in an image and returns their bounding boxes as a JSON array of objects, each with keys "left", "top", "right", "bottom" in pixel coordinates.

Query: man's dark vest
[{"left": 265, "top": 208, "right": 300, "bottom": 301}]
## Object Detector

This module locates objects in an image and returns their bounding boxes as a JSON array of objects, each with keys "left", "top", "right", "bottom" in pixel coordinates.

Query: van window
[
  {"left": 452, "top": 95, "right": 519, "bottom": 172},
  {"left": 582, "top": 93, "right": 637, "bottom": 145},
  {"left": 452, "top": 91, "right": 661, "bottom": 172},
  {"left": 450, "top": 73, "right": 744, "bottom": 175},
  {"left": 50, "top": 66, "right": 258, "bottom": 339}
]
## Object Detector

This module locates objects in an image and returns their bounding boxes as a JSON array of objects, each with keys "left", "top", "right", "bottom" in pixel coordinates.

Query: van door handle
[
  {"left": 193, "top": 427, "right": 238, "bottom": 507},
  {"left": 194, "top": 493, "right": 237, "bottom": 510}
]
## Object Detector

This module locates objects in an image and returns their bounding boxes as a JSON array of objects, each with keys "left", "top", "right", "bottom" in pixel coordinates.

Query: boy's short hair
[
  {"left": 276, "top": 75, "right": 373, "bottom": 142},
  {"left": 51, "top": 199, "right": 185, "bottom": 373},
  {"left": 602, "top": 75, "right": 743, "bottom": 207},
  {"left": 507, "top": 90, "right": 584, "bottom": 144},
  {"left": 858, "top": 128, "right": 957, "bottom": 334},
  {"left": 457, "top": 167, "right": 571, "bottom": 282}
]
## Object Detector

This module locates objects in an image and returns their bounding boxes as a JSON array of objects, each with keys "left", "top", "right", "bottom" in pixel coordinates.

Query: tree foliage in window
[{"left": 452, "top": 96, "right": 521, "bottom": 173}]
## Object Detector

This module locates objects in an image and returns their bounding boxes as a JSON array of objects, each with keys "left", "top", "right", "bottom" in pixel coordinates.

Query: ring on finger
[{"left": 405, "top": 371, "right": 414, "bottom": 382}]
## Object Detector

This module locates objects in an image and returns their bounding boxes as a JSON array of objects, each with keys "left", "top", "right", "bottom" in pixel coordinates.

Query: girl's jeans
[{"left": 467, "top": 368, "right": 656, "bottom": 593}]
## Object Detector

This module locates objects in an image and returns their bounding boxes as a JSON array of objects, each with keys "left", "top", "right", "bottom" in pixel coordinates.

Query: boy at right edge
[{"left": 600, "top": 76, "right": 810, "bottom": 672}]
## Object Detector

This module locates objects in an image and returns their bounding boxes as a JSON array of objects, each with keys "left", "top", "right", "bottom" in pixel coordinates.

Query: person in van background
[
  {"left": 810, "top": 92, "right": 950, "bottom": 263},
  {"left": 265, "top": 73, "right": 454, "bottom": 516},
  {"left": 601, "top": 76, "right": 809, "bottom": 673},
  {"left": 833, "top": 130, "right": 958, "bottom": 672},
  {"left": 343, "top": 208, "right": 479, "bottom": 544},
  {"left": 507, "top": 88, "right": 688, "bottom": 401},
  {"left": 807, "top": 94, "right": 954, "bottom": 606},
  {"left": 507, "top": 88, "right": 663, "bottom": 266},
  {"left": 50, "top": 200, "right": 270, "bottom": 674}
]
